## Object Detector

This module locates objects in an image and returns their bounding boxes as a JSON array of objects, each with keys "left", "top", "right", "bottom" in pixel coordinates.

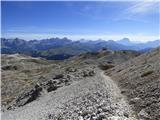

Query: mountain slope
[
  {"left": 70, "top": 49, "right": 140, "bottom": 66},
  {"left": 105, "top": 47, "right": 160, "bottom": 120},
  {"left": 1, "top": 50, "right": 140, "bottom": 111},
  {"left": 2, "top": 69, "right": 137, "bottom": 120},
  {"left": 1, "top": 47, "right": 160, "bottom": 120},
  {"left": 1, "top": 54, "right": 59, "bottom": 110}
]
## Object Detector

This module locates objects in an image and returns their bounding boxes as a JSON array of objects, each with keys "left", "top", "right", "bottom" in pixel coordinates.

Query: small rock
[
  {"left": 53, "top": 74, "right": 64, "bottom": 79},
  {"left": 46, "top": 85, "right": 58, "bottom": 92},
  {"left": 90, "top": 114, "right": 97, "bottom": 120},
  {"left": 79, "top": 116, "right": 84, "bottom": 120},
  {"left": 97, "top": 108, "right": 103, "bottom": 114},
  {"left": 82, "top": 70, "right": 95, "bottom": 77},
  {"left": 108, "top": 116, "right": 121, "bottom": 120},
  {"left": 97, "top": 112, "right": 106, "bottom": 120},
  {"left": 102, "top": 106, "right": 110, "bottom": 112},
  {"left": 91, "top": 116, "right": 97, "bottom": 120},
  {"left": 66, "top": 67, "right": 77, "bottom": 72},
  {"left": 78, "top": 111, "right": 83, "bottom": 115},
  {"left": 129, "top": 97, "right": 142, "bottom": 105},
  {"left": 80, "top": 110, "right": 89, "bottom": 117},
  {"left": 123, "top": 112, "right": 129, "bottom": 118},
  {"left": 138, "top": 109, "right": 150, "bottom": 119}
]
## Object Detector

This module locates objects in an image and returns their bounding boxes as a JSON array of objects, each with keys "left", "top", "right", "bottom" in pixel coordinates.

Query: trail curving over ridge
[{"left": 2, "top": 69, "right": 137, "bottom": 120}]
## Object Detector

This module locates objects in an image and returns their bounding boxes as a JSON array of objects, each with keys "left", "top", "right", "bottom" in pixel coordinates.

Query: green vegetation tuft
[
  {"left": 141, "top": 70, "right": 153, "bottom": 77},
  {"left": 98, "top": 64, "right": 115, "bottom": 70}
]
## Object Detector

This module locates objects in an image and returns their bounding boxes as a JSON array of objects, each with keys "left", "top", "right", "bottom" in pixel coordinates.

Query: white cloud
[
  {"left": 125, "top": 1, "right": 159, "bottom": 15},
  {"left": 114, "top": 1, "right": 159, "bottom": 22}
]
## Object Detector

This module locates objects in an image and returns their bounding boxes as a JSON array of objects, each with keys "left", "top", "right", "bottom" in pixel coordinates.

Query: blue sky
[{"left": 1, "top": 1, "right": 160, "bottom": 42}]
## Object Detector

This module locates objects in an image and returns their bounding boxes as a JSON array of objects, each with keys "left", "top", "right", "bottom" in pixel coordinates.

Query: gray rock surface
[
  {"left": 105, "top": 47, "right": 160, "bottom": 120},
  {"left": 2, "top": 70, "right": 137, "bottom": 120}
]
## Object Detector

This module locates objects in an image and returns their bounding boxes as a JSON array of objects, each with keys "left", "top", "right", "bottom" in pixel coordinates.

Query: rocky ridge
[
  {"left": 1, "top": 48, "right": 159, "bottom": 120},
  {"left": 2, "top": 70, "right": 137, "bottom": 120}
]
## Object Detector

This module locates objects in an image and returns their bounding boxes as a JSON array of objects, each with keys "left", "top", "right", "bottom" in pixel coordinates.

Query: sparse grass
[
  {"left": 21, "top": 69, "right": 31, "bottom": 74},
  {"left": 20, "top": 58, "right": 51, "bottom": 65},
  {"left": 2, "top": 96, "right": 15, "bottom": 105},
  {"left": 141, "top": 70, "right": 153, "bottom": 77},
  {"left": 98, "top": 64, "right": 115, "bottom": 70},
  {"left": 26, "top": 59, "right": 50, "bottom": 65},
  {"left": 2, "top": 65, "right": 18, "bottom": 71}
]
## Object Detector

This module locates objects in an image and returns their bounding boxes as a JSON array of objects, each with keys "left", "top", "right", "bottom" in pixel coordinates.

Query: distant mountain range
[
  {"left": 1, "top": 37, "right": 160, "bottom": 60},
  {"left": 117, "top": 38, "right": 160, "bottom": 51}
]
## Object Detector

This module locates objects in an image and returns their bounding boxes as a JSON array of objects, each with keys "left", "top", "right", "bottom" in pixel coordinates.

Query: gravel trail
[{"left": 2, "top": 69, "right": 137, "bottom": 120}]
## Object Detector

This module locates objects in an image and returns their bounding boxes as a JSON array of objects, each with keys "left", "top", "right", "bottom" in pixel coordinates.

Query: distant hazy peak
[{"left": 117, "top": 38, "right": 134, "bottom": 46}]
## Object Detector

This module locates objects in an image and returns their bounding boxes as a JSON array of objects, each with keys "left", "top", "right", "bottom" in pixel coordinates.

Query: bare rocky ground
[
  {"left": 1, "top": 49, "right": 159, "bottom": 120},
  {"left": 105, "top": 47, "right": 160, "bottom": 120},
  {"left": 1, "top": 50, "right": 139, "bottom": 111},
  {"left": 2, "top": 69, "right": 137, "bottom": 120},
  {"left": 1, "top": 54, "right": 61, "bottom": 110},
  {"left": 1, "top": 54, "right": 96, "bottom": 111}
]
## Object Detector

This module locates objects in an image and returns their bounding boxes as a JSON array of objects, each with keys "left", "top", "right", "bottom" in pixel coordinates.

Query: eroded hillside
[{"left": 105, "top": 47, "right": 160, "bottom": 120}]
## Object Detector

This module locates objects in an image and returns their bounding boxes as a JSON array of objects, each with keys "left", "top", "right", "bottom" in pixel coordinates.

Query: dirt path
[
  {"left": 100, "top": 72, "right": 137, "bottom": 119},
  {"left": 2, "top": 70, "right": 137, "bottom": 120}
]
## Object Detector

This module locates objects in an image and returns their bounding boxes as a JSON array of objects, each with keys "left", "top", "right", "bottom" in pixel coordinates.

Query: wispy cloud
[
  {"left": 71, "top": 1, "right": 159, "bottom": 22},
  {"left": 71, "top": 2, "right": 112, "bottom": 20},
  {"left": 125, "top": 1, "right": 159, "bottom": 15},
  {"left": 115, "top": 1, "right": 160, "bottom": 22}
]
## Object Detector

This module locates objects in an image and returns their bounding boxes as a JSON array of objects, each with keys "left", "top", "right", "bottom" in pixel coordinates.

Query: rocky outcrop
[
  {"left": 5, "top": 67, "right": 96, "bottom": 110},
  {"left": 2, "top": 71, "right": 137, "bottom": 120},
  {"left": 14, "top": 84, "right": 43, "bottom": 107},
  {"left": 44, "top": 72, "right": 136, "bottom": 120}
]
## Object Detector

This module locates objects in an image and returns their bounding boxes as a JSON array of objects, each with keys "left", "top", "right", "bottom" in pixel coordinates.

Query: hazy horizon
[{"left": 2, "top": 1, "right": 160, "bottom": 42}]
